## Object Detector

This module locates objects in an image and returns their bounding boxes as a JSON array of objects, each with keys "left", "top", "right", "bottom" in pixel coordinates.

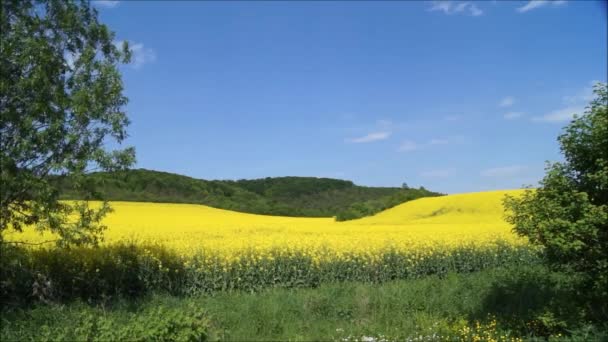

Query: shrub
[
  {"left": 504, "top": 82, "right": 608, "bottom": 315},
  {"left": 0, "top": 243, "right": 188, "bottom": 306},
  {"left": 1, "top": 241, "right": 539, "bottom": 305},
  {"left": 1, "top": 300, "right": 210, "bottom": 341}
]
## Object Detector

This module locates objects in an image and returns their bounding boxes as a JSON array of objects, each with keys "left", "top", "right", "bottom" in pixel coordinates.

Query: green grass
[{"left": 3, "top": 265, "right": 606, "bottom": 341}]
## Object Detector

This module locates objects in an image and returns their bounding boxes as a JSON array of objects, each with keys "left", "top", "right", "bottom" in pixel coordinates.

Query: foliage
[
  {"left": 1, "top": 298, "right": 210, "bottom": 341},
  {"left": 233, "top": 176, "right": 354, "bottom": 198},
  {"left": 182, "top": 242, "right": 537, "bottom": 295},
  {"left": 0, "top": 241, "right": 538, "bottom": 306},
  {"left": 1, "top": 190, "right": 537, "bottom": 305},
  {"left": 1, "top": 190, "right": 540, "bottom": 305},
  {"left": 335, "top": 187, "right": 439, "bottom": 221},
  {"left": 55, "top": 169, "right": 279, "bottom": 213},
  {"left": 504, "top": 82, "right": 608, "bottom": 307},
  {"left": 0, "top": 0, "right": 135, "bottom": 246},
  {"left": 3, "top": 266, "right": 607, "bottom": 341},
  {"left": 54, "top": 168, "right": 440, "bottom": 218},
  {"left": 0, "top": 243, "right": 187, "bottom": 305}
]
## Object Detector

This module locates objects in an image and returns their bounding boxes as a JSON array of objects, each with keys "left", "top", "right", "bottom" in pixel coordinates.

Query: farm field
[
  {"left": 11, "top": 189, "right": 528, "bottom": 254},
  {"left": 4, "top": 1, "right": 606, "bottom": 340},
  {"left": 4, "top": 190, "right": 538, "bottom": 296},
  {"left": 6, "top": 189, "right": 603, "bottom": 341},
  {"left": 3, "top": 189, "right": 556, "bottom": 341}
]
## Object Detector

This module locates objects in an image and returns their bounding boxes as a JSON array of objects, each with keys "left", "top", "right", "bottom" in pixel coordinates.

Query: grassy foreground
[
  {"left": 3, "top": 191, "right": 606, "bottom": 340},
  {"left": 2, "top": 265, "right": 606, "bottom": 341}
]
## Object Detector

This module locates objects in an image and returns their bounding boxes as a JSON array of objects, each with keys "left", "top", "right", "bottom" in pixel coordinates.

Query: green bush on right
[{"left": 504, "top": 82, "right": 608, "bottom": 316}]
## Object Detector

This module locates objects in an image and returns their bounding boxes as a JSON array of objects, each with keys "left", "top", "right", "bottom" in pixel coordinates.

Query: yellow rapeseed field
[
  {"left": 6, "top": 189, "right": 537, "bottom": 292},
  {"left": 9, "top": 189, "right": 528, "bottom": 260}
]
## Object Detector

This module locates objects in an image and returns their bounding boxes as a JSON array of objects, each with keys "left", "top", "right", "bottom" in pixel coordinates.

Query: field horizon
[{"left": 53, "top": 168, "right": 442, "bottom": 221}]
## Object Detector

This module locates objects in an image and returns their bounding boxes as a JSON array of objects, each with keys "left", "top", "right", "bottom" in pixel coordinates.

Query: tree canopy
[
  {"left": 1, "top": 0, "right": 135, "bottom": 246},
  {"left": 54, "top": 169, "right": 441, "bottom": 219}
]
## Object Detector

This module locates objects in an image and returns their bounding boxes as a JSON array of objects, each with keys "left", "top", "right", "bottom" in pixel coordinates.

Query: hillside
[
  {"left": 55, "top": 169, "right": 441, "bottom": 219},
  {"left": 353, "top": 189, "right": 525, "bottom": 225},
  {"left": 11, "top": 190, "right": 526, "bottom": 253}
]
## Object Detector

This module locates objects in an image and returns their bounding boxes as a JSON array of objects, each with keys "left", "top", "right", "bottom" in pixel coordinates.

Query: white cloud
[
  {"left": 116, "top": 41, "right": 156, "bottom": 69},
  {"left": 429, "top": 1, "right": 453, "bottom": 14},
  {"left": 429, "top": 138, "right": 449, "bottom": 145},
  {"left": 504, "top": 111, "right": 524, "bottom": 120},
  {"left": 93, "top": 0, "right": 120, "bottom": 8},
  {"left": 398, "top": 137, "right": 461, "bottom": 152},
  {"left": 346, "top": 131, "right": 391, "bottom": 143},
  {"left": 398, "top": 141, "right": 419, "bottom": 152},
  {"left": 516, "top": 0, "right": 567, "bottom": 13},
  {"left": 499, "top": 96, "right": 515, "bottom": 107},
  {"left": 428, "top": 1, "right": 483, "bottom": 16},
  {"left": 481, "top": 165, "right": 527, "bottom": 178},
  {"left": 531, "top": 106, "right": 584, "bottom": 123},
  {"left": 517, "top": 0, "right": 548, "bottom": 12},
  {"left": 563, "top": 80, "right": 601, "bottom": 104},
  {"left": 420, "top": 169, "right": 453, "bottom": 178},
  {"left": 531, "top": 81, "right": 603, "bottom": 123},
  {"left": 376, "top": 119, "right": 393, "bottom": 129},
  {"left": 443, "top": 115, "right": 462, "bottom": 121},
  {"left": 130, "top": 43, "right": 156, "bottom": 69},
  {"left": 469, "top": 4, "right": 483, "bottom": 16},
  {"left": 454, "top": 2, "right": 468, "bottom": 12}
]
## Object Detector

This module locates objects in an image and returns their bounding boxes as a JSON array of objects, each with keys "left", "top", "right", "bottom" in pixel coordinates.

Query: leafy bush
[
  {"left": 5, "top": 266, "right": 606, "bottom": 341},
  {"left": 0, "top": 243, "right": 188, "bottom": 306},
  {"left": 504, "top": 82, "right": 608, "bottom": 311},
  {"left": 1, "top": 300, "right": 210, "bottom": 341}
]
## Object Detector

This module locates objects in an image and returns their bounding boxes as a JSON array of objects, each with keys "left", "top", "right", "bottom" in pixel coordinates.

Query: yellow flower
[{"left": 9, "top": 190, "right": 530, "bottom": 272}]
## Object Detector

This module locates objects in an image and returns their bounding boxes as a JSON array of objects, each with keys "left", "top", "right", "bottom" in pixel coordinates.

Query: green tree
[
  {"left": 504, "top": 82, "right": 608, "bottom": 303},
  {"left": 0, "top": 0, "right": 135, "bottom": 246}
]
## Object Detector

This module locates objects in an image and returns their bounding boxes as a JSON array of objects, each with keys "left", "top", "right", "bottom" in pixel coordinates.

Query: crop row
[{"left": 1, "top": 241, "right": 540, "bottom": 305}]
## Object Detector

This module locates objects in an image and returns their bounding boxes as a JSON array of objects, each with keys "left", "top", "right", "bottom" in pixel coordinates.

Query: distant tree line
[
  {"left": 335, "top": 187, "right": 437, "bottom": 221},
  {"left": 53, "top": 169, "right": 442, "bottom": 220}
]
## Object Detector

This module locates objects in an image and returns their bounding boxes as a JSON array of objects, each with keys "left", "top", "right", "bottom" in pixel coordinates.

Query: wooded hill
[{"left": 55, "top": 169, "right": 441, "bottom": 220}]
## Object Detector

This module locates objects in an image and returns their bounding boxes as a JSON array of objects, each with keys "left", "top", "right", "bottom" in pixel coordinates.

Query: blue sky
[{"left": 94, "top": 0, "right": 606, "bottom": 194}]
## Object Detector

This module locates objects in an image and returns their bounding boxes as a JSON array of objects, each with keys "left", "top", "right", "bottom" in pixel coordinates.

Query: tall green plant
[
  {"left": 504, "top": 82, "right": 608, "bottom": 305},
  {"left": 0, "top": 0, "right": 135, "bottom": 246}
]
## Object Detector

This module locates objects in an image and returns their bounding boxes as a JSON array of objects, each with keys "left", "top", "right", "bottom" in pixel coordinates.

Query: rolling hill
[
  {"left": 11, "top": 190, "right": 526, "bottom": 254},
  {"left": 54, "top": 169, "right": 441, "bottom": 219}
]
